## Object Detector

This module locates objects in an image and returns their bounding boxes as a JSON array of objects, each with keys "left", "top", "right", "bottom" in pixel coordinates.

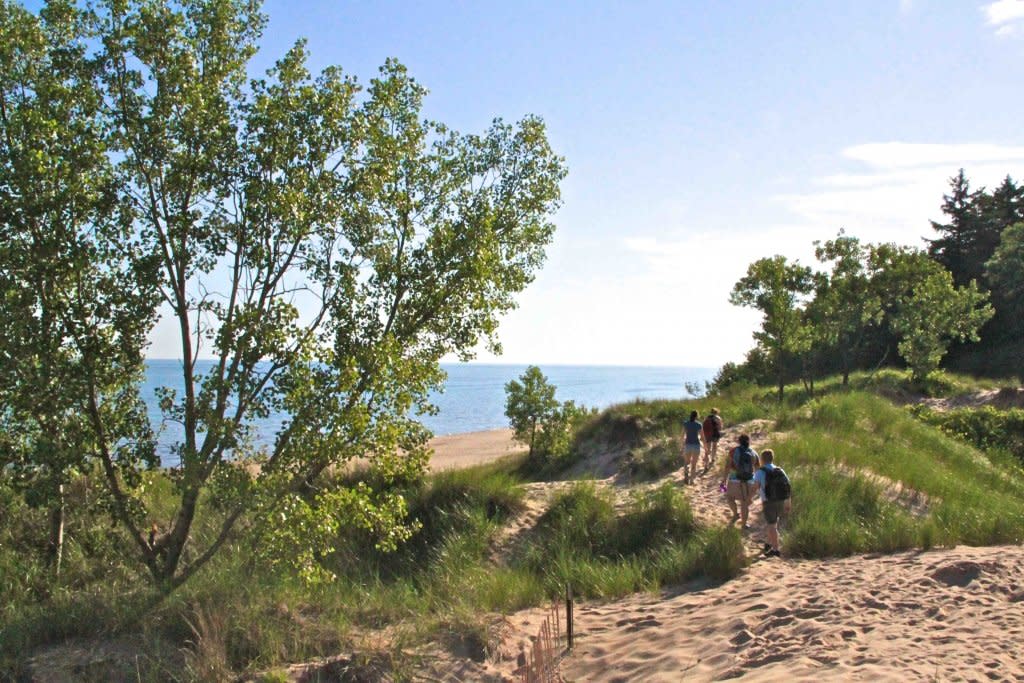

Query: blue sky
[{"left": 110, "top": 1, "right": 1024, "bottom": 366}]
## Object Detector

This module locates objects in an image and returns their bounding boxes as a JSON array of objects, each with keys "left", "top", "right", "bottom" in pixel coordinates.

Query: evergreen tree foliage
[{"left": 927, "top": 169, "right": 987, "bottom": 288}]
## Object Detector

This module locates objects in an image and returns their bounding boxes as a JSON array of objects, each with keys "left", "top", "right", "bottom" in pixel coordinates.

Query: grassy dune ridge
[{"left": 2, "top": 369, "right": 1022, "bottom": 680}]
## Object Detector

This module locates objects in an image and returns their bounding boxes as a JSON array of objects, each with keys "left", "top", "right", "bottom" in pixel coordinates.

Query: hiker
[
  {"left": 681, "top": 410, "right": 704, "bottom": 484},
  {"left": 720, "top": 433, "right": 759, "bottom": 528},
  {"left": 702, "top": 408, "right": 723, "bottom": 468},
  {"left": 753, "top": 449, "right": 792, "bottom": 558}
]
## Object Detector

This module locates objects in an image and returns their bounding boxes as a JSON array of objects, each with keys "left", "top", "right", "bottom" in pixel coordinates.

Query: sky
[{"left": 140, "top": 1, "right": 1024, "bottom": 367}]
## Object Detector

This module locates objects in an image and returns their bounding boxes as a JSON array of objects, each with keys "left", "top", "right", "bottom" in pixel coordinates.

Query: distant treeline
[{"left": 720, "top": 171, "right": 1024, "bottom": 396}]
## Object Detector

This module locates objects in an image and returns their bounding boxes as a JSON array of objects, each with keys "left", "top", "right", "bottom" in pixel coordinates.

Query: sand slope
[
  {"left": 557, "top": 544, "right": 1024, "bottom": 682},
  {"left": 491, "top": 422, "right": 1024, "bottom": 682}
]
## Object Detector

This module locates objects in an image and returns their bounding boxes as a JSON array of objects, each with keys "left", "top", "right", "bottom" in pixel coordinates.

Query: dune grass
[
  {"left": 0, "top": 453, "right": 745, "bottom": 679},
  {"left": 512, "top": 481, "right": 741, "bottom": 597},
  {"left": 4, "top": 368, "right": 1021, "bottom": 679},
  {"left": 766, "top": 391, "right": 1024, "bottom": 556}
]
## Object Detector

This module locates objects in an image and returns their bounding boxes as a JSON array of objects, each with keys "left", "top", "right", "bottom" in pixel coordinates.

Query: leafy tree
[
  {"left": 986, "top": 222, "right": 1024, "bottom": 302},
  {"left": 730, "top": 256, "right": 813, "bottom": 401},
  {"left": 505, "top": 366, "right": 559, "bottom": 459},
  {"left": 891, "top": 270, "right": 993, "bottom": 382},
  {"left": 0, "top": 0, "right": 159, "bottom": 577},
  {"left": 2, "top": 0, "right": 566, "bottom": 591},
  {"left": 811, "top": 233, "right": 883, "bottom": 386}
]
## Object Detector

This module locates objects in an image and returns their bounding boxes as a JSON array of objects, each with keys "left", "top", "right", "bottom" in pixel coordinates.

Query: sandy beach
[{"left": 428, "top": 428, "right": 519, "bottom": 471}]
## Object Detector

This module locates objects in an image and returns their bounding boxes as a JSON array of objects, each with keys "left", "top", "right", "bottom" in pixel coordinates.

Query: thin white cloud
[
  {"left": 982, "top": 0, "right": 1024, "bottom": 35},
  {"left": 775, "top": 142, "right": 1024, "bottom": 249},
  {"left": 983, "top": 0, "right": 1024, "bottom": 25},
  {"left": 843, "top": 142, "right": 1024, "bottom": 169},
  {"left": 899, "top": 0, "right": 915, "bottom": 15}
]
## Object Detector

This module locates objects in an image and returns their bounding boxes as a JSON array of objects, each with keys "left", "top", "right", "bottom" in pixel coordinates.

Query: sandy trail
[
  {"left": 673, "top": 419, "right": 785, "bottom": 560},
  {"left": 556, "top": 544, "right": 1024, "bottom": 682}
]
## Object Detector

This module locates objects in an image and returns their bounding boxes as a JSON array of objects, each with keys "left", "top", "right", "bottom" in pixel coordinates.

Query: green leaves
[
  {"left": 986, "top": 222, "right": 1024, "bottom": 300},
  {"left": 730, "top": 255, "right": 813, "bottom": 399},
  {"left": 505, "top": 366, "right": 559, "bottom": 457},
  {"left": 2, "top": 0, "right": 566, "bottom": 589},
  {"left": 892, "top": 270, "right": 993, "bottom": 382}
]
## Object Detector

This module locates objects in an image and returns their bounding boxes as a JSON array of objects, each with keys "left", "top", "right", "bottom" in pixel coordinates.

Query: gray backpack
[{"left": 734, "top": 447, "right": 755, "bottom": 482}]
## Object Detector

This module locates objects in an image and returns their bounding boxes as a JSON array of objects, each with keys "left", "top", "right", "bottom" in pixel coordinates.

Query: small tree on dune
[
  {"left": 812, "top": 233, "right": 883, "bottom": 386},
  {"left": 505, "top": 366, "right": 560, "bottom": 459}
]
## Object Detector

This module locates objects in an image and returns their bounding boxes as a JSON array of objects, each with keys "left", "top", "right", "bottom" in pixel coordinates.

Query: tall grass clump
[
  {"left": 768, "top": 391, "right": 1024, "bottom": 557},
  {"left": 516, "top": 482, "right": 737, "bottom": 597}
]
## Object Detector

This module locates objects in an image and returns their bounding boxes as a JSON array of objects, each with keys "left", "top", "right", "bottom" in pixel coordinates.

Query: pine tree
[{"left": 927, "top": 169, "right": 986, "bottom": 287}]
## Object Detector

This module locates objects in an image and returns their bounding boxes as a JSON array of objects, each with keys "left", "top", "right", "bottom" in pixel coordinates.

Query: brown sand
[
  {"left": 428, "top": 428, "right": 518, "bottom": 471},
  {"left": 554, "top": 544, "right": 1024, "bottom": 682},
  {"left": 488, "top": 421, "right": 1024, "bottom": 681}
]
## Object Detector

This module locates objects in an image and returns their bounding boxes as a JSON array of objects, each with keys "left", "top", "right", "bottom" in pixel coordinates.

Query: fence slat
[{"left": 518, "top": 596, "right": 569, "bottom": 683}]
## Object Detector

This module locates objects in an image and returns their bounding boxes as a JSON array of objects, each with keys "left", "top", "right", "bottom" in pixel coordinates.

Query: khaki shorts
[{"left": 726, "top": 479, "right": 756, "bottom": 502}]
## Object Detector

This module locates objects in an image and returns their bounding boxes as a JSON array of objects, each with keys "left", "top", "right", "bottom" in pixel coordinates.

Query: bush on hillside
[{"left": 911, "top": 405, "right": 1024, "bottom": 462}]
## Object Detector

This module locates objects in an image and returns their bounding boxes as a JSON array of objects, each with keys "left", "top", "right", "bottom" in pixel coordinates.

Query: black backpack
[
  {"left": 762, "top": 466, "right": 791, "bottom": 502},
  {"left": 734, "top": 446, "right": 755, "bottom": 482}
]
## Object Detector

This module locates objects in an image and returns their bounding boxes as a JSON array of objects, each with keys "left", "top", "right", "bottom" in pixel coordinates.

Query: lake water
[{"left": 144, "top": 361, "right": 716, "bottom": 464}]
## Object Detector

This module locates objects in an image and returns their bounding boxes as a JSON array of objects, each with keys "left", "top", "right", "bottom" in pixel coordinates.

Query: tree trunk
[
  {"left": 529, "top": 417, "right": 537, "bottom": 459},
  {"left": 48, "top": 483, "right": 65, "bottom": 578}
]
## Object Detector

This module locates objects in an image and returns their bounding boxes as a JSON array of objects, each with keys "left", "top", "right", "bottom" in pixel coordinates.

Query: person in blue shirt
[
  {"left": 681, "top": 410, "right": 704, "bottom": 484},
  {"left": 752, "top": 449, "right": 791, "bottom": 557}
]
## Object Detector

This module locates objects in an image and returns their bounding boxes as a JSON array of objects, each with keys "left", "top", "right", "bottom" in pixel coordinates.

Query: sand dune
[
  {"left": 554, "top": 544, "right": 1024, "bottom": 682},
  {"left": 485, "top": 423, "right": 1024, "bottom": 681}
]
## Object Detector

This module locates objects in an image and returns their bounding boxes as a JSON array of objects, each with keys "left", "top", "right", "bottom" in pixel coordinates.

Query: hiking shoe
[
  {"left": 766, "top": 549, "right": 781, "bottom": 558},
  {"left": 761, "top": 543, "right": 773, "bottom": 555}
]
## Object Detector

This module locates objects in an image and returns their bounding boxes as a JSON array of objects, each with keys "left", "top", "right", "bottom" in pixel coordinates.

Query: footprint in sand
[
  {"left": 613, "top": 616, "right": 663, "bottom": 632},
  {"left": 930, "top": 561, "right": 982, "bottom": 587},
  {"left": 730, "top": 629, "right": 756, "bottom": 645}
]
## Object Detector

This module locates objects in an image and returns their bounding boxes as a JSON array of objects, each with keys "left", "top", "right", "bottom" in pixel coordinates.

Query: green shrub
[
  {"left": 911, "top": 405, "right": 1024, "bottom": 461},
  {"left": 699, "top": 527, "right": 745, "bottom": 580},
  {"left": 627, "top": 440, "right": 683, "bottom": 479}
]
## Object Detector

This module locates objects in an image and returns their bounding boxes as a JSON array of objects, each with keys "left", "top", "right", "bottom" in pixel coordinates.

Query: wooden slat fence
[{"left": 519, "top": 599, "right": 567, "bottom": 683}]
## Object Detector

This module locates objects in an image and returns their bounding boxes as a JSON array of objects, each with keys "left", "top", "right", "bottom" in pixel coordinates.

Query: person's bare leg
[
  {"left": 739, "top": 485, "right": 750, "bottom": 526},
  {"left": 767, "top": 521, "right": 779, "bottom": 551},
  {"left": 727, "top": 496, "right": 739, "bottom": 523}
]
